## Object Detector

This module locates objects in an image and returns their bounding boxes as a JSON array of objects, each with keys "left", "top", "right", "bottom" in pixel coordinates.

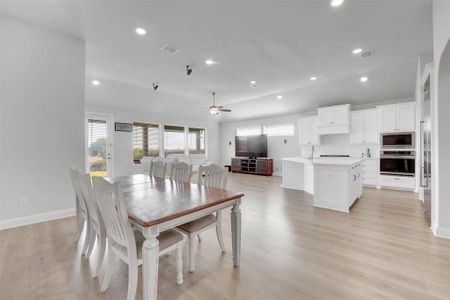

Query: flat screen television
[{"left": 235, "top": 135, "right": 268, "bottom": 158}]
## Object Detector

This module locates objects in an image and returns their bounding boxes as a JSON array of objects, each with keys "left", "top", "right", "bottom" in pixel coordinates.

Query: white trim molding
[
  {"left": 436, "top": 226, "right": 450, "bottom": 239},
  {"left": 0, "top": 208, "right": 76, "bottom": 231}
]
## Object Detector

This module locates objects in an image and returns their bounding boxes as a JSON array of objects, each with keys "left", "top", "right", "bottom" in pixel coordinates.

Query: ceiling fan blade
[{"left": 219, "top": 108, "right": 232, "bottom": 112}]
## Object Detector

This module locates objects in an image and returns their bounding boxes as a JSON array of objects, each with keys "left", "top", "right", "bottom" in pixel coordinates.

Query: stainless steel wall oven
[{"left": 380, "top": 150, "right": 415, "bottom": 176}]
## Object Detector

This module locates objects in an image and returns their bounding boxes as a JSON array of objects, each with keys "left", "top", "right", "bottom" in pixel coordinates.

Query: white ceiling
[{"left": 1, "top": 0, "right": 433, "bottom": 122}]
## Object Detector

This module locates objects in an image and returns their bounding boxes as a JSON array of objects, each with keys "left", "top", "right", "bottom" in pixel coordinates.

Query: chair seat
[
  {"left": 113, "top": 229, "right": 184, "bottom": 261},
  {"left": 135, "top": 229, "right": 184, "bottom": 259},
  {"left": 177, "top": 214, "right": 216, "bottom": 233}
]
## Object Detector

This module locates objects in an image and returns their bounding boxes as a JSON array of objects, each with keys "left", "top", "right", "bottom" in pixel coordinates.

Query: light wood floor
[{"left": 1, "top": 173, "right": 450, "bottom": 300}]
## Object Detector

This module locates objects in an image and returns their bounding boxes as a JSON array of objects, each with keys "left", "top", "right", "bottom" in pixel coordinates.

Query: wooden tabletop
[{"left": 106, "top": 174, "right": 244, "bottom": 227}]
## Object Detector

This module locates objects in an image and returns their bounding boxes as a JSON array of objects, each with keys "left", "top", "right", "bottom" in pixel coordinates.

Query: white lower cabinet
[
  {"left": 361, "top": 159, "right": 378, "bottom": 187},
  {"left": 379, "top": 175, "right": 415, "bottom": 190}
]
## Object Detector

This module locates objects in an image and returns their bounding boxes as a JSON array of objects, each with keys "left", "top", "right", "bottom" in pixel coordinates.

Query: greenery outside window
[{"left": 133, "top": 122, "right": 160, "bottom": 163}]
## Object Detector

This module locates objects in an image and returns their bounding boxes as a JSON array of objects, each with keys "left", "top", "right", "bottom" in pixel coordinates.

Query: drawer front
[
  {"left": 380, "top": 175, "right": 415, "bottom": 190},
  {"left": 363, "top": 177, "right": 378, "bottom": 186},
  {"left": 362, "top": 160, "right": 378, "bottom": 171},
  {"left": 362, "top": 170, "right": 378, "bottom": 179}
]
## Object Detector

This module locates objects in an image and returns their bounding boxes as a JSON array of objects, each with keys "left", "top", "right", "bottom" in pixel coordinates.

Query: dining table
[{"left": 106, "top": 174, "right": 244, "bottom": 300}]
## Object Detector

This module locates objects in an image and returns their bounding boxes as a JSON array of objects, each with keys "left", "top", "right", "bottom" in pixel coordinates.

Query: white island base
[{"left": 282, "top": 157, "right": 363, "bottom": 213}]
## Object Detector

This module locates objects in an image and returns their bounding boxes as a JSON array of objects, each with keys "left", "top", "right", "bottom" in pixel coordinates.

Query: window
[
  {"left": 236, "top": 125, "right": 261, "bottom": 136},
  {"left": 263, "top": 123, "right": 295, "bottom": 136},
  {"left": 164, "top": 125, "right": 185, "bottom": 156},
  {"left": 133, "top": 122, "right": 160, "bottom": 163},
  {"left": 188, "top": 128, "right": 206, "bottom": 154},
  {"left": 87, "top": 119, "right": 107, "bottom": 176}
]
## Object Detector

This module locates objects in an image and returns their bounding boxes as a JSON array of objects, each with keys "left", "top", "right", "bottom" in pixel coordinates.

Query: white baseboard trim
[
  {"left": 436, "top": 226, "right": 450, "bottom": 239},
  {"left": 0, "top": 208, "right": 76, "bottom": 231}
]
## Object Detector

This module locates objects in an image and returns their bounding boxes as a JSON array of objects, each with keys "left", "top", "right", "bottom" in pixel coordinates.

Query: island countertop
[{"left": 282, "top": 156, "right": 364, "bottom": 166}]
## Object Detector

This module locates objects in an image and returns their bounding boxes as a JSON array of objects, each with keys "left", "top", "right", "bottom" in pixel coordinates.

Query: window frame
[
  {"left": 188, "top": 127, "right": 206, "bottom": 155},
  {"left": 236, "top": 125, "right": 262, "bottom": 137},
  {"left": 133, "top": 122, "right": 160, "bottom": 163},
  {"left": 163, "top": 124, "right": 187, "bottom": 157},
  {"left": 262, "top": 123, "right": 295, "bottom": 137}
]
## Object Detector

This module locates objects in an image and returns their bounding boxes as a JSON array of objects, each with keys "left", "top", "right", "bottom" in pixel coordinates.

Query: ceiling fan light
[{"left": 209, "top": 107, "right": 219, "bottom": 115}]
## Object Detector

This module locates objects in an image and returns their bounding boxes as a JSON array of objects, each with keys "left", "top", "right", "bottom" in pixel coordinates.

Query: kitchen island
[{"left": 281, "top": 157, "right": 363, "bottom": 212}]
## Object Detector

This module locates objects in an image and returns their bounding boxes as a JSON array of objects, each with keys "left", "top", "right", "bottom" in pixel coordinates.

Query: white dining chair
[
  {"left": 170, "top": 161, "right": 193, "bottom": 183},
  {"left": 149, "top": 159, "right": 167, "bottom": 179},
  {"left": 176, "top": 164, "right": 227, "bottom": 272},
  {"left": 69, "top": 167, "right": 89, "bottom": 252},
  {"left": 76, "top": 171, "right": 107, "bottom": 279},
  {"left": 92, "top": 176, "right": 184, "bottom": 300}
]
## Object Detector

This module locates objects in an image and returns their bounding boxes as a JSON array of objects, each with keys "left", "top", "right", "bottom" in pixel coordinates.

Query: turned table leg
[
  {"left": 142, "top": 226, "right": 159, "bottom": 300},
  {"left": 231, "top": 198, "right": 242, "bottom": 267}
]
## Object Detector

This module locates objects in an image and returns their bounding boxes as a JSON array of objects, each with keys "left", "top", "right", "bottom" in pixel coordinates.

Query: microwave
[{"left": 381, "top": 132, "right": 415, "bottom": 149}]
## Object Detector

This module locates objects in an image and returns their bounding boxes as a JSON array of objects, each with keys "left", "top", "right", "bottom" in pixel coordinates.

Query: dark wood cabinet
[{"left": 230, "top": 158, "right": 273, "bottom": 176}]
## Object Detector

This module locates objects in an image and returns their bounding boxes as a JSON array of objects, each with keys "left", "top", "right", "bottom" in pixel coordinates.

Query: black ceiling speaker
[{"left": 186, "top": 65, "right": 192, "bottom": 76}]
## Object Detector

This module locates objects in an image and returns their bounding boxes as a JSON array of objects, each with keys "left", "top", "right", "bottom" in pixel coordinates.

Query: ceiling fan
[{"left": 209, "top": 92, "right": 231, "bottom": 115}]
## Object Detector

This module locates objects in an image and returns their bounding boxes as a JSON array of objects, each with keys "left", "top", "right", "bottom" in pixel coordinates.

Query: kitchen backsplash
[{"left": 300, "top": 134, "right": 380, "bottom": 159}]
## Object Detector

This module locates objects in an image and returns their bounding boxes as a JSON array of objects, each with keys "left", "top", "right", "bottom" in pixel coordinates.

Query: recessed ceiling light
[
  {"left": 352, "top": 48, "right": 362, "bottom": 54},
  {"left": 277, "top": 95, "right": 283, "bottom": 100},
  {"left": 92, "top": 80, "right": 100, "bottom": 86},
  {"left": 310, "top": 76, "right": 317, "bottom": 81},
  {"left": 330, "top": 0, "right": 344, "bottom": 7},
  {"left": 250, "top": 80, "right": 257, "bottom": 85},
  {"left": 135, "top": 27, "right": 146, "bottom": 35},
  {"left": 360, "top": 76, "right": 368, "bottom": 82},
  {"left": 205, "top": 59, "right": 216, "bottom": 65}
]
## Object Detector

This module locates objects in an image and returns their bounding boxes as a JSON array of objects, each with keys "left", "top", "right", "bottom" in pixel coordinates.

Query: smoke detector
[
  {"left": 161, "top": 44, "right": 180, "bottom": 55},
  {"left": 360, "top": 49, "right": 375, "bottom": 58}
]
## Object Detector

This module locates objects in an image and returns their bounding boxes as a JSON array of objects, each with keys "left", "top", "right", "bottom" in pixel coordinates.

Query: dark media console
[{"left": 231, "top": 158, "right": 273, "bottom": 176}]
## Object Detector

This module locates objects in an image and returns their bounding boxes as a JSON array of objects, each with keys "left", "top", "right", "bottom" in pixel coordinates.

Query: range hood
[{"left": 317, "top": 104, "right": 351, "bottom": 135}]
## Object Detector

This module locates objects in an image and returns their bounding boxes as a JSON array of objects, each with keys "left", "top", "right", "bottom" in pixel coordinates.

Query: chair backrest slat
[
  {"left": 76, "top": 172, "right": 99, "bottom": 224},
  {"left": 150, "top": 159, "right": 167, "bottom": 179},
  {"left": 92, "top": 177, "right": 134, "bottom": 247},
  {"left": 198, "top": 164, "right": 227, "bottom": 189},
  {"left": 69, "top": 167, "right": 86, "bottom": 212},
  {"left": 170, "top": 162, "right": 193, "bottom": 183}
]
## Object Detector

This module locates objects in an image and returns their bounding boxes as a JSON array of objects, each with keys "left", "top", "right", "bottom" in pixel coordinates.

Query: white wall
[
  {"left": 0, "top": 16, "right": 85, "bottom": 227},
  {"left": 432, "top": 0, "right": 450, "bottom": 237},
  {"left": 85, "top": 105, "right": 220, "bottom": 177},
  {"left": 220, "top": 100, "right": 410, "bottom": 175},
  {"left": 220, "top": 113, "right": 303, "bottom": 175}
]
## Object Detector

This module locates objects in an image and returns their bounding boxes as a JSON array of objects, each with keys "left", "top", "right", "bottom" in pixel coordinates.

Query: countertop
[{"left": 282, "top": 156, "right": 364, "bottom": 166}]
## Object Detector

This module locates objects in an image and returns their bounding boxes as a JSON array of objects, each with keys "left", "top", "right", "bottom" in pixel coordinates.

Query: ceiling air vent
[
  {"left": 161, "top": 44, "right": 180, "bottom": 54},
  {"left": 360, "top": 49, "right": 375, "bottom": 58}
]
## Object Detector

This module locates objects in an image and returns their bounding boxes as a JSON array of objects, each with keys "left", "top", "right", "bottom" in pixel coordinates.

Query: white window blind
[
  {"left": 263, "top": 123, "right": 294, "bottom": 136},
  {"left": 236, "top": 125, "right": 261, "bottom": 136},
  {"left": 133, "top": 123, "right": 160, "bottom": 162},
  {"left": 188, "top": 127, "right": 206, "bottom": 154}
]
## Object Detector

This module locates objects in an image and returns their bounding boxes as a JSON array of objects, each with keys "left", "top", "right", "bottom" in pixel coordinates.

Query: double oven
[{"left": 380, "top": 132, "right": 415, "bottom": 177}]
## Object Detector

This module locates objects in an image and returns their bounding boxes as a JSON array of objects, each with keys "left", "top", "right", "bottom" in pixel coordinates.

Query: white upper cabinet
[
  {"left": 377, "top": 102, "right": 416, "bottom": 133},
  {"left": 298, "top": 116, "right": 320, "bottom": 145},
  {"left": 378, "top": 106, "right": 397, "bottom": 132},
  {"left": 317, "top": 104, "right": 350, "bottom": 135},
  {"left": 350, "top": 109, "right": 378, "bottom": 144},
  {"left": 396, "top": 103, "right": 416, "bottom": 132},
  {"left": 363, "top": 109, "right": 378, "bottom": 143},
  {"left": 350, "top": 111, "right": 364, "bottom": 143}
]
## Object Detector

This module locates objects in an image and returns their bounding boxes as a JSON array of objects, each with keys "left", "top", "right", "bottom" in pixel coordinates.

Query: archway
[{"left": 436, "top": 37, "right": 450, "bottom": 233}]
